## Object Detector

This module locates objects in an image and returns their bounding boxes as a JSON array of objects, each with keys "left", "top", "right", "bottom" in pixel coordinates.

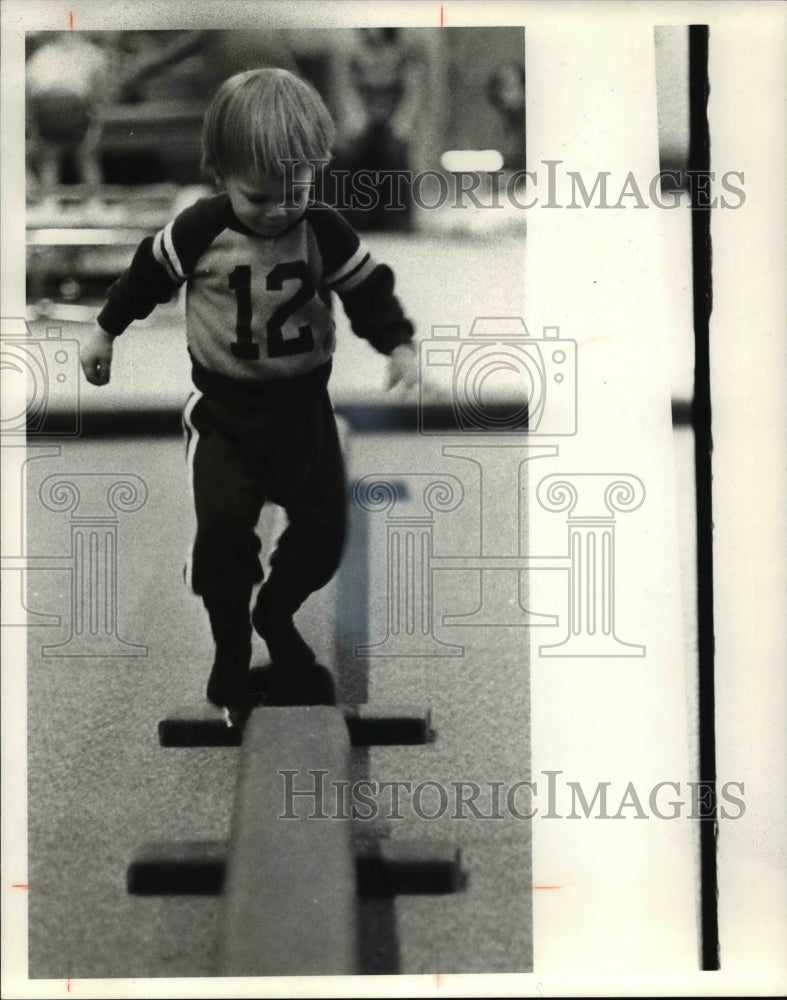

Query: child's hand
[
  {"left": 386, "top": 343, "right": 420, "bottom": 395},
  {"left": 80, "top": 324, "right": 115, "bottom": 386}
]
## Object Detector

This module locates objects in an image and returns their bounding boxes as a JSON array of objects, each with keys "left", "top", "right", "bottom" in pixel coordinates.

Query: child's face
[{"left": 225, "top": 165, "right": 313, "bottom": 237}]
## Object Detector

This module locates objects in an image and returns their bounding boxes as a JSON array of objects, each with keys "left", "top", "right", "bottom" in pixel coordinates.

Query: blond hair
[{"left": 202, "top": 68, "right": 335, "bottom": 181}]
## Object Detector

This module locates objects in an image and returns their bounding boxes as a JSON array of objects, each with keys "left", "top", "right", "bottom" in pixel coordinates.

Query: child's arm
[
  {"left": 78, "top": 231, "right": 181, "bottom": 386},
  {"left": 337, "top": 262, "right": 413, "bottom": 352},
  {"left": 337, "top": 260, "right": 422, "bottom": 395},
  {"left": 81, "top": 196, "right": 227, "bottom": 386},
  {"left": 79, "top": 204, "right": 197, "bottom": 385},
  {"left": 96, "top": 230, "right": 183, "bottom": 338},
  {"left": 339, "top": 263, "right": 421, "bottom": 396},
  {"left": 309, "top": 206, "right": 419, "bottom": 392}
]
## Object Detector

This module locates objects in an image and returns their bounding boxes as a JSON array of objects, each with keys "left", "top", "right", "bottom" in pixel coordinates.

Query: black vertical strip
[{"left": 688, "top": 24, "right": 719, "bottom": 972}]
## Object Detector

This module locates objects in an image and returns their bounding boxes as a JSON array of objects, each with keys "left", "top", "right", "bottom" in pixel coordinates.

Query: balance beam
[
  {"left": 128, "top": 837, "right": 462, "bottom": 897},
  {"left": 158, "top": 702, "right": 433, "bottom": 748},
  {"left": 217, "top": 705, "right": 358, "bottom": 977}
]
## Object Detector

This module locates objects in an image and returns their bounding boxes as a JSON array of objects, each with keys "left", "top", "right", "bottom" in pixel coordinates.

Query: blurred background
[
  {"left": 24, "top": 25, "right": 689, "bottom": 322},
  {"left": 25, "top": 26, "right": 527, "bottom": 287}
]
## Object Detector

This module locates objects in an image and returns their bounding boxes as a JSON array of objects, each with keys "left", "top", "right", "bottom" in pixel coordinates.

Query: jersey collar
[{"left": 224, "top": 197, "right": 307, "bottom": 240}]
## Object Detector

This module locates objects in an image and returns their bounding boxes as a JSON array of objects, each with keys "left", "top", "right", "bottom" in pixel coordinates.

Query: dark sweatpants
[{"left": 181, "top": 367, "right": 346, "bottom": 632}]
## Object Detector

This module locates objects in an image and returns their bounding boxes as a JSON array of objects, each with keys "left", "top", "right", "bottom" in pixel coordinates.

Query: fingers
[
  {"left": 92, "top": 361, "right": 111, "bottom": 386},
  {"left": 386, "top": 364, "right": 411, "bottom": 394},
  {"left": 387, "top": 372, "right": 420, "bottom": 398},
  {"left": 387, "top": 368, "right": 445, "bottom": 401},
  {"left": 386, "top": 359, "right": 406, "bottom": 391},
  {"left": 80, "top": 354, "right": 111, "bottom": 386},
  {"left": 397, "top": 365, "right": 420, "bottom": 393}
]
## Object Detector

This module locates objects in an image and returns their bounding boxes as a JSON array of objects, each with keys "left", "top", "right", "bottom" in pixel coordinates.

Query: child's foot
[
  {"left": 206, "top": 637, "right": 252, "bottom": 724},
  {"left": 221, "top": 703, "right": 251, "bottom": 729},
  {"left": 266, "top": 662, "right": 337, "bottom": 707},
  {"left": 251, "top": 590, "right": 316, "bottom": 670}
]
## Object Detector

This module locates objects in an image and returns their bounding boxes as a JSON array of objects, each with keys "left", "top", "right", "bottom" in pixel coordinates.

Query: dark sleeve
[
  {"left": 97, "top": 195, "right": 230, "bottom": 337},
  {"left": 307, "top": 204, "right": 415, "bottom": 355},
  {"left": 97, "top": 235, "right": 178, "bottom": 336},
  {"left": 338, "top": 263, "right": 415, "bottom": 355}
]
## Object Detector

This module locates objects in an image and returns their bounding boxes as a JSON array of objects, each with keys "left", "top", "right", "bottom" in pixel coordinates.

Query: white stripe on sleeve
[
  {"left": 324, "top": 245, "right": 368, "bottom": 287},
  {"left": 331, "top": 254, "right": 377, "bottom": 293},
  {"left": 152, "top": 228, "right": 180, "bottom": 283},
  {"left": 162, "top": 222, "right": 186, "bottom": 280}
]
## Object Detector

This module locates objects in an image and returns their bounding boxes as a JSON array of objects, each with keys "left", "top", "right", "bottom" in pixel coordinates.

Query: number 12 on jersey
[{"left": 229, "top": 261, "right": 316, "bottom": 360}]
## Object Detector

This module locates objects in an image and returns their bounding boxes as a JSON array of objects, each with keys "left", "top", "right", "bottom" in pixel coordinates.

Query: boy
[{"left": 80, "top": 69, "right": 419, "bottom": 723}]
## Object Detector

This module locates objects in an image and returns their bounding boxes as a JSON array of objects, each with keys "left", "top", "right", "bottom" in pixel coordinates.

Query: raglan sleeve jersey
[{"left": 97, "top": 194, "right": 415, "bottom": 391}]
